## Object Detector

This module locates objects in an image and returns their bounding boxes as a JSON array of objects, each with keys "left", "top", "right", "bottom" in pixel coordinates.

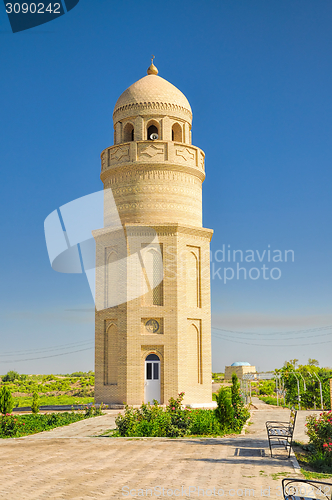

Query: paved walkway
[{"left": 0, "top": 402, "right": 325, "bottom": 499}]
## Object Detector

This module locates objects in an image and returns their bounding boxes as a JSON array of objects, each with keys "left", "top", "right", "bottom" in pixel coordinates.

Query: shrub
[
  {"left": 115, "top": 394, "right": 192, "bottom": 438},
  {"left": 306, "top": 411, "right": 332, "bottom": 471},
  {"left": 115, "top": 392, "right": 242, "bottom": 438},
  {"left": 231, "top": 374, "right": 250, "bottom": 431},
  {"left": 31, "top": 392, "right": 40, "bottom": 414},
  {"left": 0, "top": 414, "right": 21, "bottom": 437},
  {"left": 189, "top": 409, "right": 223, "bottom": 435},
  {"left": 116, "top": 401, "right": 171, "bottom": 437},
  {"left": 258, "top": 380, "right": 275, "bottom": 396},
  {"left": 0, "top": 412, "right": 89, "bottom": 438},
  {"left": 2, "top": 371, "right": 20, "bottom": 383},
  {"left": 84, "top": 403, "right": 107, "bottom": 417},
  {"left": 214, "top": 378, "right": 249, "bottom": 433},
  {"left": 74, "top": 386, "right": 91, "bottom": 397},
  {"left": 214, "top": 387, "right": 234, "bottom": 431},
  {"left": 0, "top": 386, "right": 14, "bottom": 415},
  {"left": 166, "top": 392, "right": 191, "bottom": 437}
]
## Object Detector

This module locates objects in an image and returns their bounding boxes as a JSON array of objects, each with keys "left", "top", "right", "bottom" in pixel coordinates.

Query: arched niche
[
  {"left": 147, "top": 120, "right": 160, "bottom": 140},
  {"left": 172, "top": 122, "right": 182, "bottom": 142},
  {"left": 123, "top": 122, "right": 134, "bottom": 142}
]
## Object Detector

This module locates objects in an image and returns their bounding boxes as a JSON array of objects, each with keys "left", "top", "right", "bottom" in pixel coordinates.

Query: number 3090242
[{"left": 5, "top": 3, "right": 61, "bottom": 14}]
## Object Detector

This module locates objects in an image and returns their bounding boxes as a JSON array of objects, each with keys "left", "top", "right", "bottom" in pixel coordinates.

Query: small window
[
  {"left": 146, "top": 363, "right": 152, "bottom": 380},
  {"left": 123, "top": 122, "right": 134, "bottom": 142},
  {"left": 147, "top": 124, "right": 159, "bottom": 140},
  {"left": 172, "top": 123, "right": 182, "bottom": 142}
]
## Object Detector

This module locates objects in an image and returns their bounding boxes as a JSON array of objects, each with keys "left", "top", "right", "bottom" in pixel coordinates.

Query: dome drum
[{"left": 113, "top": 102, "right": 192, "bottom": 125}]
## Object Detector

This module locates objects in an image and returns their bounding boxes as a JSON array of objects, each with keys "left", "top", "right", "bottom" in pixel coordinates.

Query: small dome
[
  {"left": 231, "top": 361, "right": 251, "bottom": 367},
  {"left": 113, "top": 74, "right": 192, "bottom": 121}
]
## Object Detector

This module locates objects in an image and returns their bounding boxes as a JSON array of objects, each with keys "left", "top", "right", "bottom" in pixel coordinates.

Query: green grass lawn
[
  {"left": 0, "top": 372, "right": 95, "bottom": 407},
  {"left": 14, "top": 395, "right": 94, "bottom": 407}
]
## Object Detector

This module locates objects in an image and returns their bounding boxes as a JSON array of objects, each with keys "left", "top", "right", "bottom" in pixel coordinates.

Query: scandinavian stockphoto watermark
[
  {"left": 165, "top": 244, "right": 294, "bottom": 284},
  {"left": 210, "top": 245, "right": 295, "bottom": 284},
  {"left": 44, "top": 188, "right": 294, "bottom": 304}
]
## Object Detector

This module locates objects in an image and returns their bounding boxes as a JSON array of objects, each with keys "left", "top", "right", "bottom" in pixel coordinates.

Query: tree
[
  {"left": 214, "top": 388, "right": 234, "bottom": 430},
  {"left": 284, "top": 359, "right": 298, "bottom": 369},
  {"left": 0, "top": 386, "right": 14, "bottom": 415},
  {"left": 31, "top": 392, "right": 40, "bottom": 414},
  {"left": 308, "top": 358, "right": 319, "bottom": 366},
  {"left": 230, "top": 373, "right": 250, "bottom": 430},
  {"left": 2, "top": 371, "right": 19, "bottom": 383}
]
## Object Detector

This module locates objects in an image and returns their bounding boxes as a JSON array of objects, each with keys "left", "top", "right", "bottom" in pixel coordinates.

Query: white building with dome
[{"left": 224, "top": 362, "right": 256, "bottom": 380}]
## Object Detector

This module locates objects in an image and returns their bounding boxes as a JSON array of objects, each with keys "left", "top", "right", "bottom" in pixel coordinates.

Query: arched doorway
[{"left": 144, "top": 353, "right": 160, "bottom": 403}]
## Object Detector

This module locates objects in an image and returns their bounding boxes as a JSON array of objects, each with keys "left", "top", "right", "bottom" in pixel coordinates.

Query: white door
[{"left": 144, "top": 354, "right": 160, "bottom": 403}]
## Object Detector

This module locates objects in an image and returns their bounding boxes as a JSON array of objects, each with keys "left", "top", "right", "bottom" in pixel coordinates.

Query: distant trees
[
  {"left": 308, "top": 358, "right": 319, "bottom": 366},
  {"left": 2, "top": 371, "right": 20, "bottom": 383},
  {"left": 280, "top": 359, "right": 332, "bottom": 409}
]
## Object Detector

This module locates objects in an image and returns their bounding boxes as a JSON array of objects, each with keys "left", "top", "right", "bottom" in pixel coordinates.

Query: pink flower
[
  {"left": 22, "top": 423, "right": 25, "bottom": 425},
  {"left": 172, "top": 407, "right": 175, "bottom": 410},
  {"left": 323, "top": 443, "right": 328, "bottom": 448}
]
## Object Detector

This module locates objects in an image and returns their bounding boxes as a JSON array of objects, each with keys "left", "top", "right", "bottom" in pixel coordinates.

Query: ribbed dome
[{"left": 113, "top": 74, "right": 192, "bottom": 117}]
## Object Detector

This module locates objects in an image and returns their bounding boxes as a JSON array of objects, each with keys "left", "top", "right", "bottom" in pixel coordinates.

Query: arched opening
[
  {"left": 123, "top": 122, "right": 134, "bottom": 142},
  {"left": 146, "top": 353, "right": 160, "bottom": 361},
  {"left": 187, "top": 324, "right": 202, "bottom": 384},
  {"left": 105, "top": 323, "right": 118, "bottom": 385},
  {"left": 145, "top": 353, "right": 161, "bottom": 403},
  {"left": 172, "top": 123, "right": 182, "bottom": 142},
  {"left": 142, "top": 248, "right": 163, "bottom": 306},
  {"left": 147, "top": 123, "right": 159, "bottom": 140},
  {"left": 186, "top": 251, "right": 199, "bottom": 307}
]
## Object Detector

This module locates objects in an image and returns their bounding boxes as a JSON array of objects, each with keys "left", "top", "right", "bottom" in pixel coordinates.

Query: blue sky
[{"left": 0, "top": 0, "right": 331, "bottom": 374}]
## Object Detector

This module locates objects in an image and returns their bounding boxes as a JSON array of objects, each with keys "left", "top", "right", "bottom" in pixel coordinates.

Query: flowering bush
[
  {"left": 165, "top": 392, "right": 191, "bottom": 436},
  {"left": 83, "top": 403, "right": 107, "bottom": 417},
  {"left": 0, "top": 414, "right": 22, "bottom": 437},
  {"left": 306, "top": 411, "right": 332, "bottom": 470}
]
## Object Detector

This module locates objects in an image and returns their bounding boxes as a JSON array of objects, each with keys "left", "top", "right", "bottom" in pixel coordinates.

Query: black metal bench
[
  {"left": 266, "top": 408, "right": 297, "bottom": 458},
  {"left": 282, "top": 478, "right": 332, "bottom": 500}
]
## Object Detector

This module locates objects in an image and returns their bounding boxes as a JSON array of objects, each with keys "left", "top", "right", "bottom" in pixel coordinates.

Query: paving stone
[{"left": 0, "top": 403, "right": 329, "bottom": 499}]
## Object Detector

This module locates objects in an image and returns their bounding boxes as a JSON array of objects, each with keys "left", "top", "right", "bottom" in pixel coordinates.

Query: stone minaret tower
[{"left": 94, "top": 60, "right": 213, "bottom": 406}]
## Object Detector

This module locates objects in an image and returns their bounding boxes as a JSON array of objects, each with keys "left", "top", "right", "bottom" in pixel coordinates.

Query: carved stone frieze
[
  {"left": 113, "top": 101, "right": 192, "bottom": 121},
  {"left": 175, "top": 146, "right": 195, "bottom": 163},
  {"left": 109, "top": 145, "right": 130, "bottom": 162},
  {"left": 138, "top": 143, "right": 165, "bottom": 160}
]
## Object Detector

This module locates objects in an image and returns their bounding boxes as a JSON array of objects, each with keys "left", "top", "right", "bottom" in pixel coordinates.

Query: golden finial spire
[{"left": 147, "top": 55, "right": 158, "bottom": 75}]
